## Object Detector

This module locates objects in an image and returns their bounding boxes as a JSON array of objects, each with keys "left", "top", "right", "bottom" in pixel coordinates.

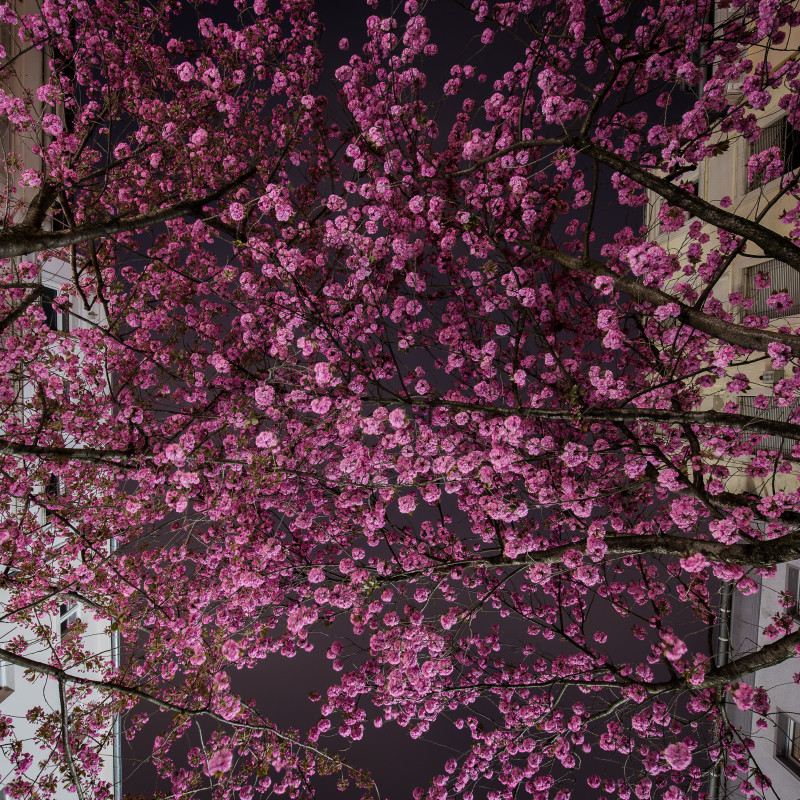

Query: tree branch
[
  {"left": 0, "top": 167, "right": 258, "bottom": 259},
  {"left": 383, "top": 531, "right": 800, "bottom": 580},
  {"left": 702, "top": 628, "right": 800, "bottom": 688},
  {"left": 58, "top": 679, "right": 88, "bottom": 800},
  {"left": 0, "top": 646, "right": 373, "bottom": 786},
  {"left": 0, "top": 438, "right": 134, "bottom": 462},
  {"left": 526, "top": 242, "right": 800, "bottom": 357},
  {"left": 652, "top": 629, "right": 800, "bottom": 692},
  {"left": 0, "top": 285, "right": 45, "bottom": 335},
  {"left": 393, "top": 395, "right": 800, "bottom": 449},
  {"left": 581, "top": 139, "right": 800, "bottom": 275}
]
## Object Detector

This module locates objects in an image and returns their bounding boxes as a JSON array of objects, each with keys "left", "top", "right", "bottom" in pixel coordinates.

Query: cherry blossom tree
[{"left": 1, "top": 0, "right": 800, "bottom": 798}]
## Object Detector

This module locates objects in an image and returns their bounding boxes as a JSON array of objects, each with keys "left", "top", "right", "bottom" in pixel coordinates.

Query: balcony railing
[
  {"left": 741, "top": 259, "right": 800, "bottom": 319},
  {"left": 738, "top": 396, "right": 799, "bottom": 455},
  {"left": 747, "top": 116, "right": 800, "bottom": 192}
]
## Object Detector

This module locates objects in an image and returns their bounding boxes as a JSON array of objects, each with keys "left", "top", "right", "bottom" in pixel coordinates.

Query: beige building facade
[
  {"left": 0, "top": 4, "right": 119, "bottom": 798},
  {"left": 645, "top": 15, "right": 800, "bottom": 796}
]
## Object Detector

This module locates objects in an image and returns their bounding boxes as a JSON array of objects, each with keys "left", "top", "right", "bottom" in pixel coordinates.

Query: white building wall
[
  {"left": 0, "top": 5, "right": 119, "bottom": 798},
  {"left": 0, "top": 594, "right": 118, "bottom": 799}
]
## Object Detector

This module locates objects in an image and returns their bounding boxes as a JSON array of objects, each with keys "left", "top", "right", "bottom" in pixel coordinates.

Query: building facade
[
  {"left": 0, "top": 3, "right": 119, "bottom": 798},
  {"left": 645, "top": 12, "right": 800, "bottom": 797}
]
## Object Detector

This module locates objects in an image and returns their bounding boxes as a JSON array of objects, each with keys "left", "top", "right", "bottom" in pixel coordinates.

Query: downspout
[
  {"left": 110, "top": 537, "right": 122, "bottom": 800},
  {"left": 708, "top": 580, "right": 733, "bottom": 800}
]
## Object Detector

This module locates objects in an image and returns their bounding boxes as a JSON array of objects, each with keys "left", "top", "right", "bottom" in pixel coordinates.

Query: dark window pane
[
  {"left": 41, "top": 287, "right": 68, "bottom": 332},
  {"left": 42, "top": 286, "right": 58, "bottom": 330},
  {"left": 44, "top": 475, "right": 59, "bottom": 520},
  {"left": 50, "top": 204, "right": 67, "bottom": 231}
]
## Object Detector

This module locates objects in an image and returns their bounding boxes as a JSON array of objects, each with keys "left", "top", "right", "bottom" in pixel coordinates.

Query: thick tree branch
[
  {"left": 0, "top": 438, "right": 134, "bottom": 462},
  {"left": 458, "top": 134, "right": 800, "bottom": 278},
  {"left": 526, "top": 242, "right": 800, "bottom": 357},
  {"left": 393, "top": 395, "right": 800, "bottom": 448},
  {"left": 383, "top": 532, "right": 800, "bottom": 581},
  {"left": 21, "top": 183, "right": 59, "bottom": 231},
  {"left": 698, "top": 628, "right": 800, "bottom": 688},
  {"left": 441, "top": 629, "right": 800, "bottom": 695},
  {"left": 0, "top": 167, "right": 257, "bottom": 259},
  {"left": 0, "top": 285, "right": 45, "bottom": 335},
  {"left": 649, "top": 629, "right": 800, "bottom": 693},
  {"left": 581, "top": 139, "right": 800, "bottom": 275}
]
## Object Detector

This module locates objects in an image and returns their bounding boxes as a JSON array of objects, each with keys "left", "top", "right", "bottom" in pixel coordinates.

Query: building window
[
  {"left": 787, "top": 565, "right": 800, "bottom": 618},
  {"left": 737, "top": 397, "right": 798, "bottom": 456},
  {"left": 741, "top": 259, "right": 800, "bottom": 319},
  {"left": 0, "top": 661, "right": 14, "bottom": 704},
  {"left": 44, "top": 474, "right": 60, "bottom": 522},
  {"left": 747, "top": 117, "right": 800, "bottom": 192},
  {"left": 0, "top": 567, "right": 19, "bottom": 583},
  {"left": 59, "top": 601, "right": 78, "bottom": 640},
  {"left": 41, "top": 287, "right": 68, "bottom": 332},
  {"left": 776, "top": 712, "right": 800, "bottom": 777},
  {"left": 50, "top": 202, "right": 67, "bottom": 232}
]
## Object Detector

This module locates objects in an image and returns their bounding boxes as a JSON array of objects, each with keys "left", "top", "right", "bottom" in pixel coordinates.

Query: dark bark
[
  {"left": 384, "top": 532, "right": 800, "bottom": 579},
  {"left": 527, "top": 242, "right": 800, "bottom": 357},
  {"left": 457, "top": 134, "right": 800, "bottom": 277},
  {"left": 394, "top": 396, "right": 800, "bottom": 446},
  {"left": 581, "top": 139, "right": 800, "bottom": 276},
  {"left": 646, "top": 629, "right": 800, "bottom": 692},
  {"left": 0, "top": 167, "right": 257, "bottom": 259},
  {"left": 0, "top": 437, "right": 133, "bottom": 461},
  {"left": 0, "top": 285, "right": 45, "bottom": 335},
  {"left": 695, "top": 628, "right": 800, "bottom": 689}
]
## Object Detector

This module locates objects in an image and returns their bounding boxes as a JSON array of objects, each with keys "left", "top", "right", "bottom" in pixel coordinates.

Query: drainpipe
[
  {"left": 110, "top": 537, "right": 122, "bottom": 800},
  {"left": 708, "top": 580, "right": 733, "bottom": 800}
]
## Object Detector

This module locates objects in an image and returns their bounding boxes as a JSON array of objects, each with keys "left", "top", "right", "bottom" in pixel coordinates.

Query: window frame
[
  {"left": 41, "top": 286, "right": 69, "bottom": 333},
  {"left": 776, "top": 711, "right": 800, "bottom": 778},
  {"left": 0, "top": 661, "right": 14, "bottom": 704},
  {"left": 44, "top": 473, "right": 60, "bottom": 522},
  {"left": 786, "top": 565, "right": 800, "bottom": 619},
  {"left": 59, "top": 600, "right": 79, "bottom": 641}
]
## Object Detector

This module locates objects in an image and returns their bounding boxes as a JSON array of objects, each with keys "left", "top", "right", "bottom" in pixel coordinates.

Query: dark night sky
[
  {"left": 124, "top": 5, "right": 483, "bottom": 797},
  {"left": 120, "top": 2, "right": 699, "bottom": 798}
]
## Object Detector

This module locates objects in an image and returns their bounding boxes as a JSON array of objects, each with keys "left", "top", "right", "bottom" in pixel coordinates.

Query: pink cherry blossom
[
  {"left": 679, "top": 553, "right": 709, "bottom": 573},
  {"left": 388, "top": 408, "right": 407, "bottom": 429},
  {"left": 221, "top": 639, "right": 240, "bottom": 661},
  {"left": 204, "top": 748, "right": 234, "bottom": 776},
  {"left": 397, "top": 494, "right": 417, "bottom": 514},
  {"left": 731, "top": 683, "right": 756, "bottom": 711},
  {"left": 190, "top": 127, "right": 208, "bottom": 146},
  {"left": 0, "top": 1, "right": 796, "bottom": 797},
  {"left": 661, "top": 633, "right": 688, "bottom": 662},
  {"left": 663, "top": 743, "right": 692, "bottom": 770}
]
